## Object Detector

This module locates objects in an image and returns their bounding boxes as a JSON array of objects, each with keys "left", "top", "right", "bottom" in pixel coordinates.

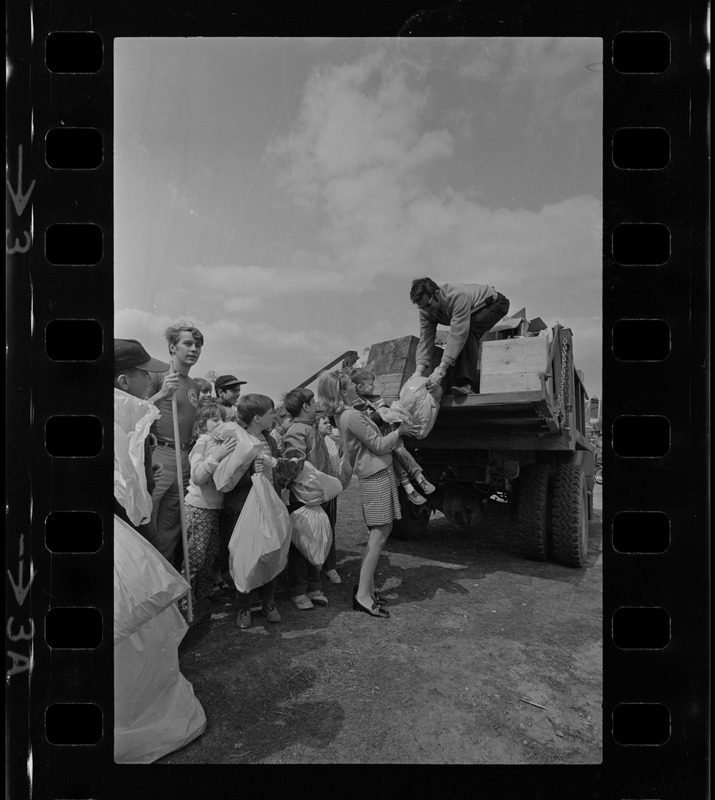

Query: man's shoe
[
  {"left": 450, "top": 384, "right": 474, "bottom": 396},
  {"left": 307, "top": 590, "right": 329, "bottom": 607},
  {"left": 324, "top": 569, "right": 342, "bottom": 584},
  {"left": 291, "top": 594, "right": 314, "bottom": 611},
  {"left": 235, "top": 609, "right": 252, "bottom": 629},
  {"left": 263, "top": 603, "right": 282, "bottom": 623}
]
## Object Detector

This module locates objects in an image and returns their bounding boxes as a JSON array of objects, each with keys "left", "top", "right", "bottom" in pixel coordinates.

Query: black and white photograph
[{"left": 112, "top": 36, "right": 603, "bottom": 764}]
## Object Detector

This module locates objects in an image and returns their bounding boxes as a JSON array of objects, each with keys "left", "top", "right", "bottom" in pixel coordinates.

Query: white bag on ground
[
  {"left": 114, "top": 604, "right": 206, "bottom": 764},
  {"left": 212, "top": 422, "right": 264, "bottom": 492},
  {"left": 389, "top": 376, "right": 440, "bottom": 439},
  {"left": 291, "top": 504, "right": 333, "bottom": 566},
  {"left": 228, "top": 473, "right": 292, "bottom": 594},
  {"left": 113, "top": 514, "right": 189, "bottom": 644},
  {"left": 290, "top": 461, "right": 343, "bottom": 505},
  {"left": 114, "top": 515, "right": 206, "bottom": 763},
  {"left": 114, "top": 389, "right": 160, "bottom": 525}
]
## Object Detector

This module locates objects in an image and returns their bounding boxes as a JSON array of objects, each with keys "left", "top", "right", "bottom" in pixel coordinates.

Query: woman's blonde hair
[{"left": 317, "top": 370, "right": 351, "bottom": 415}]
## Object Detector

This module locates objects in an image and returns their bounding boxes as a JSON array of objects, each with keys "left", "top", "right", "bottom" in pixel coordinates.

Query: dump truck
[{"left": 362, "top": 321, "right": 597, "bottom": 568}]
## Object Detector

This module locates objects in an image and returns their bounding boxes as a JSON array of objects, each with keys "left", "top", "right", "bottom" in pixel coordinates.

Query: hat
[
  {"left": 114, "top": 339, "right": 170, "bottom": 373},
  {"left": 215, "top": 374, "right": 247, "bottom": 393}
]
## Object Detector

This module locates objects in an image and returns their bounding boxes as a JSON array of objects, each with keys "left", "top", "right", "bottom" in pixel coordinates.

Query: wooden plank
[
  {"left": 480, "top": 336, "right": 550, "bottom": 375},
  {"left": 438, "top": 389, "right": 547, "bottom": 408},
  {"left": 407, "top": 431, "right": 573, "bottom": 451},
  {"left": 480, "top": 372, "right": 544, "bottom": 394},
  {"left": 365, "top": 336, "right": 418, "bottom": 391}
]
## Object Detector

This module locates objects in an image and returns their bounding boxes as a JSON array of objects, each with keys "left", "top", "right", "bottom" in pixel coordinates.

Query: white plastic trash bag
[
  {"left": 389, "top": 376, "right": 440, "bottom": 439},
  {"left": 212, "top": 422, "right": 264, "bottom": 492},
  {"left": 114, "top": 515, "right": 189, "bottom": 644},
  {"left": 290, "top": 461, "right": 343, "bottom": 505},
  {"left": 324, "top": 436, "right": 352, "bottom": 489},
  {"left": 114, "top": 515, "right": 206, "bottom": 763},
  {"left": 114, "top": 604, "right": 207, "bottom": 763},
  {"left": 323, "top": 435, "right": 341, "bottom": 475},
  {"left": 228, "top": 473, "right": 292, "bottom": 594},
  {"left": 290, "top": 504, "right": 333, "bottom": 566},
  {"left": 114, "top": 389, "right": 160, "bottom": 525}
]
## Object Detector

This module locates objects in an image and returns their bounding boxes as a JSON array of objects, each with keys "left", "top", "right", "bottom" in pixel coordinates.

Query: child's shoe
[
  {"left": 291, "top": 594, "right": 314, "bottom": 611},
  {"left": 235, "top": 609, "right": 252, "bottom": 629},
  {"left": 324, "top": 569, "right": 342, "bottom": 584},
  {"left": 263, "top": 603, "right": 281, "bottom": 623},
  {"left": 404, "top": 486, "right": 427, "bottom": 505},
  {"left": 416, "top": 476, "right": 436, "bottom": 495},
  {"left": 307, "top": 590, "right": 329, "bottom": 607}
]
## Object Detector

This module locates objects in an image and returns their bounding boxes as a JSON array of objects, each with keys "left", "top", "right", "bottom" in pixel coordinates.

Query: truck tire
[
  {"left": 392, "top": 486, "right": 431, "bottom": 539},
  {"left": 551, "top": 464, "right": 589, "bottom": 567},
  {"left": 517, "top": 464, "right": 552, "bottom": 561},
  {"left": 594, "top": 465, "right": 603, "bottom": 485}
]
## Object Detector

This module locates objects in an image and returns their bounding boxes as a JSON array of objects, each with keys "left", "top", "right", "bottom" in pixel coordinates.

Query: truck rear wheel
[
  {"left": 517, "top": 464, "right": 552, "bottom": 561},
  {"left": 551, "top": 464, "right": 589, "bottom": 567},
  {"left": 392, "top": 486, "right": 431, "bottom": 539}
]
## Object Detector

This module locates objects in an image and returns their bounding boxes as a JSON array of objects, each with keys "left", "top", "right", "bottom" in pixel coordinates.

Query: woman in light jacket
[{"left": 317, "top": 370, "right": 416, "bottom": 618}]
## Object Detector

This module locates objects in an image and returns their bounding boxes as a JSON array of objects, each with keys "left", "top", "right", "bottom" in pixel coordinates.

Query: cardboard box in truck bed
[{"left": 479, "top": 335, "right": 550, "bottom": 394}]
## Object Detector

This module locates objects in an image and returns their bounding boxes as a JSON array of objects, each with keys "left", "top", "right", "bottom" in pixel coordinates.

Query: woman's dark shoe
[
  {"left": 353, "top": 584, "right": 387, "bottom": 606},
  {"left": 352, "top": 594, "right": 390, "bottom": 618}
]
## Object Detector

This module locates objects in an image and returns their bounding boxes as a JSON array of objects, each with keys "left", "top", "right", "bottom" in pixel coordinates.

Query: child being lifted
[{"left": 348, "top": 368, "right": 435, "bottom": 505}]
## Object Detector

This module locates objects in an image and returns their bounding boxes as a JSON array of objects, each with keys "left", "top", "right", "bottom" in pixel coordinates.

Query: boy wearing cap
[
  {"left": 215, "top": 374, "right": 247, "bottom": 420},
  {"left": 145, "top": 321, "right": 203, "bottom": 566},
  {"left": 114, "top": 339, "right": 170, "bottom": 547}
]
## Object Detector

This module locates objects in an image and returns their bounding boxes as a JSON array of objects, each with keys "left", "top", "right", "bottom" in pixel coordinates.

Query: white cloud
[{"left": 270, "top": 46, "right": 601, "bottom": 311}]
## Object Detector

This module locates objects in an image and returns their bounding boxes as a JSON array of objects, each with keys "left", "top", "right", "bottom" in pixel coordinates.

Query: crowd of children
[{"left": 114, "top": 322, "right": 428, "bottom": 630}]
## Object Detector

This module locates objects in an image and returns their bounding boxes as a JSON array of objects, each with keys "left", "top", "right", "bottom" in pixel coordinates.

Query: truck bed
[{"left": 404, "top": 387, "right": 591, "bottom": 452}]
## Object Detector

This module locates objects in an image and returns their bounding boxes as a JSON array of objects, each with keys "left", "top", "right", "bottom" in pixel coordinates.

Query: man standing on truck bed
[{"left": 410, "top": 277, "right": 510, "bottom": 395}]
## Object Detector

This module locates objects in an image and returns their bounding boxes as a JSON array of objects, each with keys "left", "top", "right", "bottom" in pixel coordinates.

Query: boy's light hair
[
  {"left": 195, "top": 377, "right": 213, "bottom": 394},
  {"left": 317, "top": 370, "right": 351, "bottom": 415},
  {"left": 349, "top": 367, "right": 375, "bottom": 387},
  {"left": 164, "top": 320, "right": 204, "bottom": 352},
  {"left": 235, "top": 394, "right": 275, "bottom": 426},
  {"left": 274, "top": 403, "right": 291, "bottom": 418},
  {"left": 283, "top": 387, "right": 314, "bottom": 418}
]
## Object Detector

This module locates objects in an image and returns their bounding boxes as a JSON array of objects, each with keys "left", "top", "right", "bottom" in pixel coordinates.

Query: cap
[
  {"left": 215, "top": 374, "right": 247, "bottom": 393},
  {"left": 114, "top": 339, "right": 170, "bottom": 373}
]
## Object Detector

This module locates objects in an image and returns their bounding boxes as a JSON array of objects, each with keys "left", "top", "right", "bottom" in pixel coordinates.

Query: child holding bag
[
  {"left": 281, "top": 388, "right": 335, "bottom": 608},
  {"left": 229, "top": 394, "right": 303, "bottom": 629},
  {"left": 184, "top": 403, "right": 237, "bottom": 609}
]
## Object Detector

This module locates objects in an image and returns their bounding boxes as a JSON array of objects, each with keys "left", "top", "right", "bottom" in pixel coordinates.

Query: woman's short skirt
[{"left": 359, "top": 466, "right": 401, "bottom": 527}]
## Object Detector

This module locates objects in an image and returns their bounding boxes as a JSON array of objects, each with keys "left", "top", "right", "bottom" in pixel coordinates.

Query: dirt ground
[{"left": 160, "top": 479, "right": 602, "bottom": 765}]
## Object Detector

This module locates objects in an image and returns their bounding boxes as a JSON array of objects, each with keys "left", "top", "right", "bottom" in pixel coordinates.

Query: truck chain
[{"left": 554, "top": 338, "right": 569, "bottom": 428}]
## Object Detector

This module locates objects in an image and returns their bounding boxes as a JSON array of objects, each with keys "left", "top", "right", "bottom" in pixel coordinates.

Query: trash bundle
[
  {"left": 388, "top": 376, "right": 440, "bottom": 439},
  {"left": 212, "top": 422, "right": 264, "bottom": 492},
  {"left": 114, "top": 515, "right": 206, "bottom": 763},
  {"left": 114, "top": 389, "right": 160, "bottom": 525},
  {"left": 291, "top": 504, "right": 333, "bottom": 566},
  {"left": 290, "top": 461, "right": 343, "bottom": 505},
  {"left": 324, "top": 436, "right": 352, "bottom": 489},
  {"left": 228, "top": 473, "right": 293, "bottom": 594}
]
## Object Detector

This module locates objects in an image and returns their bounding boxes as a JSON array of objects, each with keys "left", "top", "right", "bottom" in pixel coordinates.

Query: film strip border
[{"left": 5, "top": 3, "right": 709, "bottom": 799}]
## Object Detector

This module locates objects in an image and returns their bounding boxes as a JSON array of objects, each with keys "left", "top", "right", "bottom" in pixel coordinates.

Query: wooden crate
[
  {"left": 365, "top": 335, "right": 419, "bottom": 399},
  {"left": 479, "top": 335, "right": 550, "bottom": 394}
]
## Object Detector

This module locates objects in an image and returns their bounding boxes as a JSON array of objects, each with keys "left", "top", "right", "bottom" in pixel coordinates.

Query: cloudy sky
[{"left": 114, "top": 37, "right": 602, "bottom": 400}]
